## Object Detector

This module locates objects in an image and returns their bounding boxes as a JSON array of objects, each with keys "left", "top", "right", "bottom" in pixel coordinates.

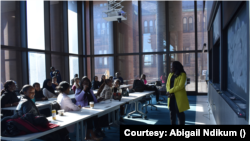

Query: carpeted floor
[{"left": 33, "top": 95, "right": 196, "bottom": 141}]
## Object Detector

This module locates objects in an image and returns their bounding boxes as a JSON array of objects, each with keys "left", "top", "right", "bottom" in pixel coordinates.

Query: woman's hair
[
  {"left": 42, "top": 79, "right": 55, "bottom": 94},
  {"left": 172, "top": 61, "right": 186, "bottom": 76},
  {"left": 56, "top": 81, "right": 70, "bottom": 93},
  {"left": 109, "top": 76, "right": 113, "bottom": 79},
  {"left": 114, "top": 79, "right": 120, "bottom": 86},
  {"left": 141, "top": 74, "right": 146, "bottom": 79},
  {"left": 96, "top": 79, "right": 111, "bottom": 97},
  {"left": 20, "top": 85, "right": 33, "bottom": 95},
  {"left": 101, "top": 75, "right": 105, "bottom": 79},
  {"left": 32, "top": 82, "right": 40, "bottom": 88},
  {"left": 77, "top": 76, "right": 92, "bottom": 95},
  {"left": 50, "top": 66, "right": 55, "bottom": 71},
  {"left": 1, "top": 80, "right": 15, "bottom": 95}
]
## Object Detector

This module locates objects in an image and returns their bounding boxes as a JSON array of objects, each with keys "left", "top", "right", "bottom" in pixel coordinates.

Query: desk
[
  {"left": 1, "top": 91, "right": 154, "bottom": 141},
  {"left": 2, "top": 94, "right": 75, "bottom": 113}
]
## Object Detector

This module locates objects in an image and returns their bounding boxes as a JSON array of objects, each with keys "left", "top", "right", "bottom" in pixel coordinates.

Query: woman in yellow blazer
[{"left": 166, "top": 61, "right": 190, "bottom": 125}]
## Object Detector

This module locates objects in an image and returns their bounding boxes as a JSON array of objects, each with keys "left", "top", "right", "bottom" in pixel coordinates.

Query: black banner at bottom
[{"left": 120, "top": 125, "right": 249, "bottom": 140}]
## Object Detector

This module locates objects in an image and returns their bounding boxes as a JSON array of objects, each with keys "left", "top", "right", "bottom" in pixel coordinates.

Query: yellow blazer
[{"left": 166, "top": 72, "right": 190, "bottom": 113}]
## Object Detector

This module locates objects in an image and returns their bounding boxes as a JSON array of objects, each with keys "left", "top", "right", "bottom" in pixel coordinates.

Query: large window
[
  {"left": 93, "top": 1, "right": 113, "bottom": 55},
  {"left": 142, "top": 1, "right": 166, "bottom": 52},
  {"left": 170, "top": 53, "right": 195, "bottom": 91},
  {"left": 68, "top": 1, "right": 78, "bottom": 54},
  {"left": 114, "top": 1, "right": 139, "bottom": 53},
  {"left": 198, "top": 53, "right": 208, "bottom": 93},
  {"left": 1, "top": 1, "right": 19, "bottom": 46},
  {"left": 169, "top": 1, "right": 195, "bottom": 51},
  {"left": 27, "top": 0, "right": 45, "bottom": 50},
  {"left": 28, "top": 52, "right": 46, "bottom": 86},
  {"left": 94, "top": 56, "right": 114, "bottom": 80},
  {"left": 142, "top": 54, "right": 166, "bottom": 83},
  {"left": 51, "top": 54, "right": 65, "bottom": 82},
  {"left": 69, "top": 56, "right": 79, "bottom": 84}
]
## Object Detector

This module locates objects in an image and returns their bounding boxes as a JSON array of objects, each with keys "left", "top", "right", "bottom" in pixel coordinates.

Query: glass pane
[
  {"left": 27, "top": 0, "right": 45, "bottom": 50},
  {"left": 198, "top": 53, "right": 208, "bottom": 93},
  {"left": 28, "top": 52, "right": 46, "bottom": 86},
  {"left": 94, "top": 56, "right": 114, "bottom": 80},
  {"left": 213, "top": 5, "right": 220, "bottom": 44},
  {"left": 93, "top": 1, "right": 113, "bottom": 55},
  {"left": 117, "top": 55, "right": 139, "bottom": 86},
  {"left": 1, "top": 50, "right": 22, "bottom": 90},
  {"left": 51, "top": 54, "right": 65, "bottom": 82},
  {"left": 197, "top": 1, "right": 208, "bottom": 50},
  {"left": 69, "top": 56, "right": 79, "bottom": 84},
  {"left": 68, "top": 1, "right": 78, "bottom": 54},
  {"left": 169, "top": 1, "right": 195, "bottom": 51},
  {"left": 115, "top": 1, "right": 139, "bottom": 53},
  {"left": 141, "top": 1, "right": 166, "bottom": 52},
  {"left": 169, "top": 53, "right": 195, "bottom": 91},
  {"left": 142, "top": 54, "right": 166, "bottom": 84},
  {"left": 1, "top": 1, "right": 18, "bottom": 46},
  {"left": 50, "top": 1, "right": 64, "bottom": 52}
]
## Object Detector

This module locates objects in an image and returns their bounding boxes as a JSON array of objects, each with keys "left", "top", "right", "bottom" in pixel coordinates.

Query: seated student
[
  {"left": 114, "top": 72, "right": 124, "bottom": 85},
  {"left": 1, "top": 80, "right": 20, "bottom": 117},
  {"left": 141, "top": 74, "right": 160, "bottom": 104},
  {"left": 111, "top": 79, "right": 124, "bottom": 121},
  {"left": 52, "top": 76, "right": 58, "bottom": 90},
  {"left": 56, "top": 82, "right": 82, "bottom": 134},
  {"left": 17, "top": 85, "right": 69, "bottom": 140},
  {"left": 91, "top": 76, "right": 100, "bottom": 90},
  {"left": 71, "top": 74, "right": 78, "bottom": 86},
  {"left": 100, "top": 75, "right": 105, "bottom": 85},
  {"left": 33, "top": 82, "right": 48, "bottom": 101},
  {"left": 72, "top": 77, "right": 80, "bottom": 93},
  {"left": 75, "top": 77, "right": 103, "bottom": 140},
  {"left": 109, "top": 76, "right": 114, "bottom": 83},
  {"left": 42, "top": 79, "right": 57, "bottom": 98}
]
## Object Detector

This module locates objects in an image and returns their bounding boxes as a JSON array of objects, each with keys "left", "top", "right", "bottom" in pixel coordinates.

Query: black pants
[
  {"left": 169, "top": 95, "right": 185, "bottom": 125},
  {"left": 145, "top": 85, "right": 159, "bottom": 102}
]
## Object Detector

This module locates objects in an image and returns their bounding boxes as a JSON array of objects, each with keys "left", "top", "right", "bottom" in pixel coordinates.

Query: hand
[
  {"left": 168, "top": 94, "right": 174, "bottom": 98},
  {"left": 78, "top": 105, "right": 82, "bottom": 109},
  {"left": 83, "top": 85, "right": 88, "bottom": 91},
  {"left": 166, "top": 92, "right": 169, "bottom": 96}
]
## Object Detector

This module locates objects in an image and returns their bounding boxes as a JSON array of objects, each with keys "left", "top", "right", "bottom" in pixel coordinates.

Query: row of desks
[{"left": 1, "top": 90, "right": 154, "bottom": 141}]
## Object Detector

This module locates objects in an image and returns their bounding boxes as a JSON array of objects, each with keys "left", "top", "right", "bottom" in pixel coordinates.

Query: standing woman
[
  {"left": 1, "top": 80, "right": 20, "bottom": 116},
  {"left": 166, "top": 61, "right": 190, "bottom": 125},
  {"left": 42, "top": 79, "right": 57, "bottom": 98}
]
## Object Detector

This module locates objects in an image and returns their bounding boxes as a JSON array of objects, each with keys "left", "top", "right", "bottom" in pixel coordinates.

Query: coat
[
  {"left": 166, "top": 72, "right": 190, "bottom": 113},
  {"left": 75, "top": 89, "right": 98, "bottom": 107},
  {"left": 16, "top": 95, "right": 40, "bottom": 116}
]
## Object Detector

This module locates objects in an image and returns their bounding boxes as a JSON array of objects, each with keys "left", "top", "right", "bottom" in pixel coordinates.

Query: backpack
[
  {"left": 132, "top": 80, "right": 145, "bottom": 92},
  {"left": 51, "top": 101, "right": 61, "bottom": 114}
]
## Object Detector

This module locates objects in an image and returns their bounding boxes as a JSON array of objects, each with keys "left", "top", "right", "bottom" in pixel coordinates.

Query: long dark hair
[
  {"left": 96, "top": 79, "right": 111, "bottom": 97},
  {"left": 77, "top": 76, "right": 92, "bottom": 94},
  {"left": 1, "top": 80, "right": 15, "bottom": 95},
  {"left": 42, "top": 79, "right": 55, "bottom": 94},
  {"left": 56, "top": 81, "right": 70, "bottom": 93},
  {"left": 20, "top": 85, "right": 33, "bottom": 95},
  {"left": 141, "top": 74, "right": 146, "bottom": 80},
  {"left": 172, "top": 61, "right": 186, "bottom": 76}
]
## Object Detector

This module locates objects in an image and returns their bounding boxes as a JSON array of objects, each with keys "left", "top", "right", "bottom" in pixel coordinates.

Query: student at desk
[
  {"left": 75, "top": 77, "right": 103, "bottom": 140},
  {"left": 141, "top": 74, "right": 160, "bottom": 104},
  {"left": 51, "top": 76, "right": 59, "bottom": 90},
  {"left": 72, "top": 77, "right": 80, "bottom": 93},
  {"left": 33, "top": 82, "right": 48, "bottom": 101},
  {"left": 42, "top": 79, "right": 57, "bottom": 98},
  {"left": 1, "top": 80, "right": 20, "bottom": 117},
  {"left": 92, "top": 76, "right": 100, "bottom": 90},
  {"left": 16, "top": 84, "right": 70, "bottom": 140}
]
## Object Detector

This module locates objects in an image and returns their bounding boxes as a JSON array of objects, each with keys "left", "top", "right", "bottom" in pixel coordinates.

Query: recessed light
[{"left": 12, "top": 16, "right": 15, "bottom": 18}]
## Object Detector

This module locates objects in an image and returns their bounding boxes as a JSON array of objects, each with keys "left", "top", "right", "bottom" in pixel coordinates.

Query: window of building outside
[
  {"left": 189, "top": 17, "right": 193, "bottom": 31},
  {"left": 144, "top": 21, "right": 148, "bottom": 33},
  {"left": 184, "top": 47, "right": 190, "bottom": 65},
  {"left": 183, "top": 17, "right": 187, "bottom": 32},
  {"left": 94, "top": 56, "right": 114, "bottom": 80},
  {"left": 27, "top": 0, "right": 45, "bottom": 50},
  {"left": 28, "top": 52, "right": 46, "bottom": 86},
  {"left": 198, "top": 52, "right": 208, "bottom": 93},
  {"left": 68, "top": 1, "right": 78, "bottom": 54},
  {"left": 149, "top": 20, "right": 153, "bottom": 33}
]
